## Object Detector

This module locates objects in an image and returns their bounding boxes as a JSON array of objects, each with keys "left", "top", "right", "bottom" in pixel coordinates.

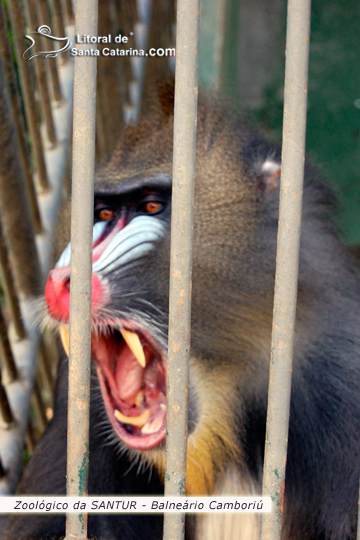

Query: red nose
[{"left": 45, "top": 266, "right": 108, "bottom": 323}]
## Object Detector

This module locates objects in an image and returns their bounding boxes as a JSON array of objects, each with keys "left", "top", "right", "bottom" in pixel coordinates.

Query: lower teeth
[
  {"left": 114, "top": 408, "right": 150, "bottom": 427},
  {"left": 141, "top": 416, "right": 163, "bottom": 435}
]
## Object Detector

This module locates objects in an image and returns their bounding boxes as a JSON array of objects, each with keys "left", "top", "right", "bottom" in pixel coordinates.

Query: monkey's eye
[
  {"left": 145, "top": 201, "right": 163, "bottom": 214},
  {"left": 137, "top": 199, "right": 165, "bottom": 215},
  {"left": 96, "top": 207, "right": 115, "bottom": 221}
]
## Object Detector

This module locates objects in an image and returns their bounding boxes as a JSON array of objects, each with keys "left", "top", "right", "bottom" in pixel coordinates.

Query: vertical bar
[
  {"left": 0, "top": 220, "right": 25, "bottom": 339},
  {"left": 24, "top": 0, "right": 58, "bottom": 146},
  {"left": 0, "top": 1, "right": 43, "bottom": 235},
  {"left": 38, "top": 0, "right": 63, "bottom": 101},
  {"left": 65, "top": 0, "right": 98, "bottom": 538},
  {"left": 163, "top": 1, "right": 200, "bottom": 540},
  {"left": 7, "top": 0, "right": 49, "bottom": 190},
  {"left": 25, "top": 419, "right": 37, "bottom": 455},
  {"left": 0, "top": 377, "right": 14, "bottom": 426},
  {"left": 0, "top": 51, "right": 43, "bottom": 299},
  {"left": 52, "top": 0, "right": 69, "bottom": 65},
  {"left": 0, "top": 305, "right": 18, "bottom": 382},
  {"left": 260, "top": 1, "right": 311, "bottom": 539}
]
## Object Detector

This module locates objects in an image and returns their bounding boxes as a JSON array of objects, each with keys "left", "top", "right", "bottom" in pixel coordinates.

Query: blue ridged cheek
[
  {"left": 92, "top": 216, "right": 165, "bottom": 275},
  {"left": 55, "top": 221, "right": 107, "bottom": 269},
  {"left": 55, "top": 216, "right": 165, "bottom": 274}
]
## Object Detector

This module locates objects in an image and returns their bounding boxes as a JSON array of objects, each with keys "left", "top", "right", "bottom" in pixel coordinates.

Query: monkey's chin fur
[{"left": 59, "top": 322, "right": 241, "bottom": 496}]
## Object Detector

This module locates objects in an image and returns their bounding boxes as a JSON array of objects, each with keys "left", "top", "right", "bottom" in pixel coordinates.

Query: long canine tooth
[
  {"left": 160, "top": 403, "right": 166, "bottom": 412},
  {"left": 114, "top": 408, "right": 150, "bottom": 427},
  {"left": 59, "top": 324, "right": 69, "bottom": 357},
  {"left": 119, "top": 329, "right": 146, "bottom": 368}
]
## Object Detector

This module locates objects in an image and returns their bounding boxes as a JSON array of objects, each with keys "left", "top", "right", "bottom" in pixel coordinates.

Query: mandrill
[{"left": 3, "top": 89, "right": 360, "bottom": 540}]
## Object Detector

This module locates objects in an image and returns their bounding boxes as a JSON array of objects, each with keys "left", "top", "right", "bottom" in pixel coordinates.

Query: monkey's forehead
[{"left": 94, "top": 171, "right": 172, "bottom": 196}]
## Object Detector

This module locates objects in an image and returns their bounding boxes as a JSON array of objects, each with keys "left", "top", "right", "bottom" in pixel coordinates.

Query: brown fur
[{"left": 4, "top": 90, "right": 360, "bottom": 540}]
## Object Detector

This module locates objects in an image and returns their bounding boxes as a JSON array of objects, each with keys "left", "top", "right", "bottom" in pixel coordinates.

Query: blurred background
[{"left": 200, "top": 0, "right": 360, "bottom": 251}]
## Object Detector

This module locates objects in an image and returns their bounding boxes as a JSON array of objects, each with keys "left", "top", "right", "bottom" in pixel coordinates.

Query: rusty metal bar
[
  {"left": 38, "top": 0, "right": 63, "bottom": 102},
  {"left": 0, "top": 220, "right": 25, "bottom": 340},
  {"left": 24, "top": 0, "right": 58, "bottom": 147},
  {"left": 0, "top": 306, "right": 18, "bottom": 383},
  {"left": 52, "top": 0, "right": 69, "bottom": 65},
  {"left": 0, "top": 378, "right": 14, "bottom": 427},
  {"left": 7, "top": 0, "right": 49, "bottom": 190},
  {"left": 25, "top": 418, "right": 37, "bottom": 455},
  {"left": 260, "top": 1, "right": 311, "bottom": 539},
  {"left": 0, "top": 52, "right": 43, "bottom": 300},
  {"left": 163, "top": 0, "right": 200, "bottom": 539},
  {"left": 65, "top": 0, "right": 98, "bottom": 538},
  {"left": 0, "top": 1, "right": 42, "bottom": 235}
]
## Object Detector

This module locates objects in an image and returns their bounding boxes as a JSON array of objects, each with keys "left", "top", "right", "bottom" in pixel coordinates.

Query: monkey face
[
  {"left": 45, "top": 173, "right": 173, "bottom": 451},
  {"left": 44, "top": 99, "right": 281, "bottom": 493}
]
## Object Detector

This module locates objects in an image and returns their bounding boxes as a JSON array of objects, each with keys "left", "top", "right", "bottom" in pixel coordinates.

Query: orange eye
[
  {"left": 145, "top": 201, "right": 162, "bottom": 214},
  {"left": 98, "top": 208, "right": 115, "bottom": 221}
]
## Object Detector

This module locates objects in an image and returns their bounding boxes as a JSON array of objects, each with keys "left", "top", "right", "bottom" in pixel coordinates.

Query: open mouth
[{"left": 59, "top": 322, "right": 167, "bottom": 450}]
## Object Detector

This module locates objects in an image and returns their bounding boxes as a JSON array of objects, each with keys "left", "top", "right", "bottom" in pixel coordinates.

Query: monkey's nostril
[
  {"left": 45, "top": 269, "right": 109, "bottom": 324},
  {"left": 45, "top": 267, "right": 72, "bottom": 322}
]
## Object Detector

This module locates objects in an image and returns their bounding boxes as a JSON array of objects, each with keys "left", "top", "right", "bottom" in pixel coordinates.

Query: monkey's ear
[{"left": 255, "top": 155, "right": 281, "bottom": 193}]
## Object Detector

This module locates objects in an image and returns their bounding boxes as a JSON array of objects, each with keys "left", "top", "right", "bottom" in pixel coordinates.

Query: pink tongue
[{"left": 115, "top": 344, "right": 144, "bottom": 406}]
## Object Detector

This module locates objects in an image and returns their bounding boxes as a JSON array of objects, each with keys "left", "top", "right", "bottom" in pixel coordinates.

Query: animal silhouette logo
[{"left": 23, "top": 25, "right": 71, "bottom": 60}]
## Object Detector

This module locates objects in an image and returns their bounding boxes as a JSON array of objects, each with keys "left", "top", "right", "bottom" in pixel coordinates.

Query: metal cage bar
[
  {"left": 163, "top": 1, "right": 200, "bottom": 540},
  {"left": 24, "top": 0, "right": 58, "bottom": 146},
  {"left": 7, "top": 0, "right": 49, "bottom": 190},
  {"left": 0, "top": 378, "right": 14, "bottom": 427},
  {"left": 0, "top": 219, "right": 25, "bottom": 340},
  {"left": 0, "top": 306, "right": 18, "bottom": 384},
  {"left": 38, "top": 0, "right": 63, "bottom": 102},
  {"left": 0, "top": 1, "right": 43, "bottom": 236},
  {"left": 0, "top": 1, "right": 74, "bottom": 496},
  {"left": 65, "top": 1, "right": 98, "bottom": 538},
  {"left": 260, "top": 0, "right": 312, "bottom": 538}
]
